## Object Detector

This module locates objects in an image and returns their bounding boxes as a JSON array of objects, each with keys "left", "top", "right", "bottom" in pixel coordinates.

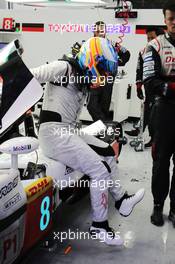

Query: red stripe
[
  {"left": 22, "top": 27, "right": 44, "bottom": 32},
  {"left": 154, "top": 37, "right": 160, "bottom": 53},
  {"left": 136, "top": 29, "right": 146, "bottom": 34}
]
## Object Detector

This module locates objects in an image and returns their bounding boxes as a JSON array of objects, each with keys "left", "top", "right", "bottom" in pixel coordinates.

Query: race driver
[{"left": 31, "top": 37, "right": 145, "bottom": 246}]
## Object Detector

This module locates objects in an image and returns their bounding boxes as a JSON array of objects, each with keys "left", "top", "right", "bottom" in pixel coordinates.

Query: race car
[
  {"left": 0, "top": 39, "right": 85, "bottom": 263},
  {"left": 0, "top": 39, "right": 55, "bottom": 264},
  {"left": 0, "top": 137, "right": 54, "bottom": 264}
]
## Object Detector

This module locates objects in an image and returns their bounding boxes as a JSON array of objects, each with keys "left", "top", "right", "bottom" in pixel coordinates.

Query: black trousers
[
  {"left": 151, "top": 98, "right": 175, "bottom": 210},
  {"left": 143, "top": 85, "right": 155, "bottom": 136},
  {"left": 143, "top": 100, "right": 154, "bottom": 136},
  {"left": 87, "top": 82, "right": 114, "bottom": 122}
]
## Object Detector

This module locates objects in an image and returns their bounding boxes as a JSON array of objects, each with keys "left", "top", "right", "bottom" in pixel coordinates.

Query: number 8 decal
[
  {"left": 3, "top": 18, "right": 13, "bottom": 30},
  {"left": 40, "top": 196, "right": 51, "bottom": 231}
]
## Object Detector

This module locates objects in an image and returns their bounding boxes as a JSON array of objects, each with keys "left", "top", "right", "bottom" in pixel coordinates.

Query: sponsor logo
[
  {"left": 0, "top": 176, "right": 18, "bottom": 199},
  {"left": 13, "top": 144, "right": 31, "bottom": 152},
  {"left": 2, "top": 229, "right": 19, "bottom": 262},
  {"left": 144, "top": 61, "right": 155, "bottom": 67},
  {"left": 143, "top": 65, "right": 154, "bottom": 71},
  {"left": 165, "top": 51, "right": 172, "bottom": 55},
  {"left": 165, "top": 56, "right": 175, "bottom": 63},
  {"left": 144, "top": 58, "right": 153, "bottom": 63},
  {"left": 144, "top": 51, "right": 152, "bottom": 57},
  {"left": 4, "top": 193, "right": 21, "bottom": 210},
  {"left": 28, "top": 178, "right": 49, "bottom": 196},
  {"left": 143, "top": 71, "right": 154, "bottom": 78}
]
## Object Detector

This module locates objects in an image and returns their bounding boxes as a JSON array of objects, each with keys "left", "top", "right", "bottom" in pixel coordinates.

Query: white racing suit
[{"left": 31, "top": 60, "right": 125, "bottom": 222}]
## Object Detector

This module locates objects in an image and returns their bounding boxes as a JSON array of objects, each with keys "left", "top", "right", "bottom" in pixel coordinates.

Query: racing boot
[
  {"left": 151, "top": 204, "right": 164, "bottom": 226},
  {"left": 89, "top": 220, "right": 124, "bottom": 246},
  {"left": 115, "top": 189, "right": 145, "bottom": 217}
]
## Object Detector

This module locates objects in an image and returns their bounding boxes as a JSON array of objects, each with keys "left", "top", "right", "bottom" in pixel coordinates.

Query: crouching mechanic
[{"left": 31, "top": 37, "right": 145, "bottom": 246}]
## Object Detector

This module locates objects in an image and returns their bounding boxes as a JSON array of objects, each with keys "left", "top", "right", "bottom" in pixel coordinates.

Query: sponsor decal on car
[
  {"left": 4, "top": 193, "right": 21, "bottom": 211},
  {"left": 0, "top": 176, "right": 18, "bottom": 200},
  {"left": 25, "top": 177, "right": 53, "bottom": 203},
  {"left": 13, "top": 144, "right": 31, "bottom": 152}
]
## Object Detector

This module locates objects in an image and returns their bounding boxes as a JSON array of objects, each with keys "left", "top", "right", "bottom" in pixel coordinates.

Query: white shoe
[
  {"left": 89, "top": 226, "right": 124, "bottom": 246},
  {"left": 119, "top": 188, "right": 145, "bottom": 217}
]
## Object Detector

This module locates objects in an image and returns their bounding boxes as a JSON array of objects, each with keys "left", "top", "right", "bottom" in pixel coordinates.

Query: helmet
[{"left": 77, "top": 37, "right": 118, "bottom": 87}]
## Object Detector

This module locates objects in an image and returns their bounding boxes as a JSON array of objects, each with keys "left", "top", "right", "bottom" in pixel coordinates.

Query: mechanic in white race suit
[{"left": 31, "top": 37, "right": 145, "bottom": 246}]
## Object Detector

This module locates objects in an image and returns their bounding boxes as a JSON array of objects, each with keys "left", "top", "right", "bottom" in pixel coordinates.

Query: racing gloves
[
  {"left": 163, "top": 82, "right": 175, "bottom": 99},
  {"left": 136, "top": 82, "right": 144, "bottom": 100}
]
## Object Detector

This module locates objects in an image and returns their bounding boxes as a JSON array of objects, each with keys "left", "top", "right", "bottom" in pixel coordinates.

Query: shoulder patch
[{"left": 149, "top": 37, "right": 161, "bottom": 53}]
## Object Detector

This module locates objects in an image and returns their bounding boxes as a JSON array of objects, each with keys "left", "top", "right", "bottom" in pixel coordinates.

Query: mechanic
[
  {"left": 87, "top": 21, "right": 130, "bottom": 122},
  {"left": 143, "top": 1, "right": 175, "bottom": 227},
  {"left": 125, "top": 27, "right": 165, "bottom": 148},
  {"left": 31, "top": 37, "right": 144, "bottom": 246}
]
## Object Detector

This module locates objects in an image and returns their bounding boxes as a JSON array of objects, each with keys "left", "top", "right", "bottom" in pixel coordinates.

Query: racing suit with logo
[
  {"left": 143, "top": 33, "right": 175, "bottom": 209},
  {"left": 31, "top": 59, "right": 125, "bottom": 222},
  {"left": 136, "top": 46, "right": 156, "bottom": 137}
]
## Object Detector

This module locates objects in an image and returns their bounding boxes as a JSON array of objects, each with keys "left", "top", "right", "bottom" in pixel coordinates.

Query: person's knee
[{"left": 95, "top": 160, "right": 111, "bottom": 183}]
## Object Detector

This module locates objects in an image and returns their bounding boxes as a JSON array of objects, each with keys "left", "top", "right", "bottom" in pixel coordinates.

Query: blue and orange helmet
[{"left": 77, "top": 37, "right": 118, "bottom": 87}]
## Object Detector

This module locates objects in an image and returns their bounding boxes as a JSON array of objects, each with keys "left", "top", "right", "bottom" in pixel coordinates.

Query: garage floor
[{"left": 19, "top": 124, "right": 175, "bottom": 264}]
